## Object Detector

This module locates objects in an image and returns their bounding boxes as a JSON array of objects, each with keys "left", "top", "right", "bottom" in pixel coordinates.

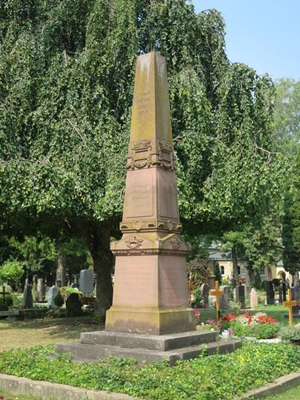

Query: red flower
[
  {"left": 242, "top": 313, "right": 253, "bottom": 324},
  {"left": 194, "top": 310, "right": 200, "bottom": 317},
  {"left": 257, "top": 315, "right": 277, "bottom": 324},
  {"left": 220, "top": 313, "right": 237, "bottom": 322}
]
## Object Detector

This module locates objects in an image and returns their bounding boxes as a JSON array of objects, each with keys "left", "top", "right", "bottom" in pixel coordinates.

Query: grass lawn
[
  {"left": 264, "top": 385, "right": 300, "bottom": 399},
  {"left": 0, "top": 315, "right": 104, "bottom": 352}
]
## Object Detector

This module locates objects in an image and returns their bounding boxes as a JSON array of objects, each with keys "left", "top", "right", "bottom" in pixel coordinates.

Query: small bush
[
  {"left": 280, "top": 325, "right": 300, "bottom": 342},
  {"left": 0, "top": 295, "right": 13, "bottom": 311},
  {"left": 53, "top": 291, "right": 64, "bottom": 308}
]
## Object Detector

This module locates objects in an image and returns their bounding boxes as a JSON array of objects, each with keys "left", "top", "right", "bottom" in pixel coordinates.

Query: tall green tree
[
  {"left": 274, "top": 78, "right": 300, "bottom": 159},
  {"left": 0, "top": 0, "right": 283, "bottom": 315},
  {"left": 274, "top": 79, "right": 300, "bottom": 281}
]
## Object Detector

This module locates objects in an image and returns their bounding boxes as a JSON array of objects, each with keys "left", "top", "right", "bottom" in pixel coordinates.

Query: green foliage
[
  {"left": 253, "top": 269, "right": 262, "bottom": 290},
  {"left": 214, "top": 262, "right": 222, "bottom": 285},
  {"left": 187, "top": 257, "right": 211, "bottom": 288},
  {"left": 191, "top": 287, "right": 202, "bottom": 308},
  {"left": 279, "top": 325, "right": 300, "bottom": 343},
  {"left": 0, "top": 259, "right": 24, "bottom": 284},
  {"left": 0, "top": 342, "right": 300, "bottom": 399},
  {"left": 0, "top": 0, "right": 285, "bottom": 313},
  {"left": 274, "top": 78, "right": 300, "bottom": 159},
  {"left": 282, "top": 186, "right": 300, "bottom": 275},
  {"left": 53, "top": 290, "right": 64, "bottom": 308}
]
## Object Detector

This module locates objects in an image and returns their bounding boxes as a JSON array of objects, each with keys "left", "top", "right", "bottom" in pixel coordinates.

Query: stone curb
[
  {"left": 0, "top": 374, "right": 139, "bottom": 400},
  {"left": 234, "top": 371, "right": 300, "bottom": 399},
  {"left": 1, "top": 371, "right": 300, "bottom": 400}
]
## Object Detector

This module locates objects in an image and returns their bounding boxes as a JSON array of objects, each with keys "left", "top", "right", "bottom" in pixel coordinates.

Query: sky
[{"left": 192, "top": 0, "right": 300, "bottom": 81}]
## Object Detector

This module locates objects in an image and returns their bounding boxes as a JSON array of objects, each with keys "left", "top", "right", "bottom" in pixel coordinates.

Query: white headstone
[
  {"left": 79, "top": 269, "right": 94, "bottom": 294},
  {"left": 47, "top": 285, "right": 58, "bottom": 309},
  {"left": 250, "top": 288, "right": 258, "bottom": 309}
]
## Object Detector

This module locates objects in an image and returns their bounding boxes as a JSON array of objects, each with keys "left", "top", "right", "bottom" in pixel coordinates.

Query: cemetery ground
[{"left": 2, "top": 305, "right": 300, "bottom": 399}]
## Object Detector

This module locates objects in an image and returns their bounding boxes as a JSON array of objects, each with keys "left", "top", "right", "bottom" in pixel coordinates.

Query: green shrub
[
  {"left": 279, "top": 325, "right": 300, "bottom": 342},
  {"left": 53, "top": 291, "right": 64, "bottom": 308},
  {"left": 247, "top": 323, "right": 279, "bottom": 339},
  {"left": 191, "top": 287, "right": 202, "bottom": 308},
  {"left": 0, "top": 298, "right": 8, "bottom": 311},
  {"left": 0, "top": 260, "right": 24, "bottom": 285},
  {"left": 0, "top": 295, "right": 13, "bottom": 311}
]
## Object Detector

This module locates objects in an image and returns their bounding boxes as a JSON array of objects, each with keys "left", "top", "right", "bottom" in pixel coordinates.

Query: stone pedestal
[{"left": 56, "top": 330, "right": 242, "bottom": 366}]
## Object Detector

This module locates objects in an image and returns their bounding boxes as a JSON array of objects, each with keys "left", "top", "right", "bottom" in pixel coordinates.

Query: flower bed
[{"left": 194, "top": 310, "right": 279, "bottom": 339}]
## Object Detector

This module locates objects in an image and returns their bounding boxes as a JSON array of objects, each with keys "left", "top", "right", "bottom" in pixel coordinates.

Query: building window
[
  {"left": 220, "top": 265, "right": 225, "bottom": 275},
  {"left": 237, "top": 266, "right": 241, "bottom": 275}
]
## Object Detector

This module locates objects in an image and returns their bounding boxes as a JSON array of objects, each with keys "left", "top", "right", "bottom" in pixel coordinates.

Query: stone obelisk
[{"left": 106, "top": 52, "right": 195, "bottom": 335}]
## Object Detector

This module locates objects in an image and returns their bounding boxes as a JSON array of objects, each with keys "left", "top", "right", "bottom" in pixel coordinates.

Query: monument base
[
  {"left": 56, "top": 330, "right": 242, "bottom": 366},
  {"left": 105, "top": 306, "right": 195, "bottom": 335}
]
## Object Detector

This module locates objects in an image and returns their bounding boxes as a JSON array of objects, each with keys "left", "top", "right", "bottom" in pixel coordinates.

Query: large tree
[
  {"left": 0, "top": 0, "right": 283, "bottom": 315},
  {"left": 274, "top": 78, "right": 300, "bottom": 159},
  {"left": 274, "top": 79, "right": 300, "bottom": 282}
]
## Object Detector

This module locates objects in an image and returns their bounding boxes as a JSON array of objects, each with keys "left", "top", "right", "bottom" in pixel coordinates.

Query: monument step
[
  {"left": 80, "top": 330, "right": 218, "bottom": 351},
  {"left": 56, "top": 338, "right": 242, "bottom": 366}
]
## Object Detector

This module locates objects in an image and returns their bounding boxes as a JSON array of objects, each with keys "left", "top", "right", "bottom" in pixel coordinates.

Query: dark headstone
[
  {"left": 22, "top": 284, "right": 33, "bottom": 309},
  {"left": 66, "top": 293, "right": 83, "bottom": 317},
  {"left": 282, "top": 282, "right": 287, "bottom": 302},
  {"left": 220, "top": 285, "right": 230, "bottom": 309},
  {"left": 235, "top": 285, "right": 245, "bottom": 308},
  {"left": 266, "top": 281, "right": 275, "bottom": 305}
]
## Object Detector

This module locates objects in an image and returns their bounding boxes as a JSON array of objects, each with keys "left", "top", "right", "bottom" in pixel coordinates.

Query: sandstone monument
[
  {"left": 56, "top": 52, "right": 241, "bottom": 363},
  {"left": 106, "top": 51, "right": 195, "bottom": 335}
]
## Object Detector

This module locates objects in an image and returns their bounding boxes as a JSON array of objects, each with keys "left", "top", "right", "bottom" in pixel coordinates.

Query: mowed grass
[{"left": 0, "top": 315, "right": 104, "bottom": 352}]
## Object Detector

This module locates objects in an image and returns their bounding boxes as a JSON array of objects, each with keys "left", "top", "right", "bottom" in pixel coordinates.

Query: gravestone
[
  {"left": 282, "top": 282, "right": 287, "bottom": 302},
  {"left": 79, "top": 269, "right": 94, "bottom": 294},
  {"left": 200, "top": 283, "right": 210, "bottom": 308},
  {"left": 66, "top": 293, "right": 83, "bottom": 317},
  {"left": 235, "top": 285, "right": 245, "bottom": 308},
  {"left": 220, "top": 285, "right": 230, "bottom": 309},
  {"left": 266, "top": 281, "right": 275, "bottom": 305},
  {"left": 47, "top": 286, "right": 58, "bottom": 309},
  {"left": 22, "top": 284, "right": 33, "bottom": 309},
  {"left": 250, "top": 288, "right": 258, "bottom": 309},
  {"left": 36, "top": 278, "right": 44, "bottom": 302},
  {"left": 291, "top": 286, "right": 300, "bottom": 314},
  {"left": 56, "top": 52, "right": 242, "bottom": 364}
]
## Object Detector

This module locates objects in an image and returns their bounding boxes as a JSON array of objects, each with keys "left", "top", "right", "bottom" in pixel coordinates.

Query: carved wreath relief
[{"left": 127, "top": 139, "right": 176, "bottom": 171}]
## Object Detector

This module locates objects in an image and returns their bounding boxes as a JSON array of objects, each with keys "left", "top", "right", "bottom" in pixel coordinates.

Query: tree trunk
[
  {"left": 232, "top": 247, "right": 239, "bottom": 285},
  {"left": 56, "top": 242, "right": 67, "bottom": 287},
  {"left": 79, "top": 220, "right": 113, "bottom": 317}
]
